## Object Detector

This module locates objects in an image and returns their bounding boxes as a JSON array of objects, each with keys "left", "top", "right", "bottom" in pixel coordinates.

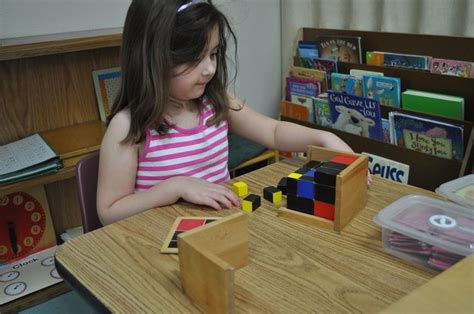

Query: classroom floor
[{"left": 20, "top": 291, "right": 98, "bottom": 314}]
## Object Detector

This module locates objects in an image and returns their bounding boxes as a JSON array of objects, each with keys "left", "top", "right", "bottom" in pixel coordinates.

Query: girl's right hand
[{"left": 178, "top": 177, "right": 241, "bottom": 210}]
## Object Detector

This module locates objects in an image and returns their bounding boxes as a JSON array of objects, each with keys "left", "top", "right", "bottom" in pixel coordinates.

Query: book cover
[
  {"left": 367, "top": 51, "right": 431, "bottom": 70},
  {"left": 330, "top": 73, "right": 363, "bottom": 97},
  {"left": 285, "top": 76, "right": 321, "bottom": 101},
  {"left": 349, "top": 69, "right": 384, "bottom": 77},
  {"left": 389, "top": 112, "right": 464, "bottom": 161},
  {"left": 430, "top": 58, "right": 472, "bottom": 78},
  {"left": 298, "top": 41, "right": 319, "bottom": 58},
  {"left": 315, "top": 35, "right": 362, "bottom": 63},
  {"left": 362, "top": 75, "right": 401, "bottom": 107},
  {"left": 312, "top": 94, "right": 333, "bottom": 128},
  {"left": 362, "top": 152, "right": 410, "bottom": 184},
  {"left": 382, "top": 118, "right": 391, "bottom": 143},
  {"left": 290, "top": 94, "right": 315, "bottom": 123},
  {"left": 281, "top": 100, "right": 309, "bottom": 122},
  {"left": 328, "top": 91, "right": 383, "bottom": 140},
  {"left": 297, "top": 57, "right": 337, "bottom": 89},
  {"left": 401, "top": 89, "right": 464, "bottom": 120},
  {"left": 289, "top": 66, "right": 327, "bottom": 91}
]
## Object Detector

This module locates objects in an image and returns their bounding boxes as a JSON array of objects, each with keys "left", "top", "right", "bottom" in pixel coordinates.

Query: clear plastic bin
[
  {"left": 436, "top": 174, "right": 474, "bottom": 209},
  {"left": 374, "top": 195, "right": 473, "bottom": 271}
]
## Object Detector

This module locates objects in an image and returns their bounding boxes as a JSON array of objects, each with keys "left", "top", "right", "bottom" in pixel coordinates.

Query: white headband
[{"left": 177, "top": 0, "right": 208, "bottom": 13}]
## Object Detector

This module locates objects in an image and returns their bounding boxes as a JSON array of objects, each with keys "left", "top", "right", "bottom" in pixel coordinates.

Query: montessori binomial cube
[
  {"left": 242, "top": 194, "right": 261, "bottom": 213},
  {"left": 233, "top": 181, "right": 248, "bottom": 197},
  {"left": 263, "top": 186, "right": 282, "bottom": 204}
]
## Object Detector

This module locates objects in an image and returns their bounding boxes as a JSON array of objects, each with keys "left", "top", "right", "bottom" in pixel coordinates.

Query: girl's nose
[{"left": 202, "top": 57, "right": 216, "bottom": 76}]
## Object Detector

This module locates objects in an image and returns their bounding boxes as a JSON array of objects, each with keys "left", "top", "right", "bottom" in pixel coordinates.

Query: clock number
[
  {"left": 23, "top": 237, "right": 33, "bottom": 247},
  {"left": 31, "top": 225, "right": 41, "bottom": 235},
  {"left": 0, "top": 196, "right": 8, "bottom": 206},
  {"left": 31, "top": 212, "right": 41, "bottom": 222},
  {"left": 25, "top": 201, "right": 35, "bottom": 211},
  {"left": 12, "top": 195, "right": 23, "bottom": 205}
]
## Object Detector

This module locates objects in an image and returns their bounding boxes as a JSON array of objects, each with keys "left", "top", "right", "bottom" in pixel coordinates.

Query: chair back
[{"left": 76, "top": 151, "right": 103, "bottom": 233}]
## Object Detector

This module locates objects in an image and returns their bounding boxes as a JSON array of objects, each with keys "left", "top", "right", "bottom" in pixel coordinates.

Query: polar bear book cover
[{"left": 328, "top": 91, "right": 383, "bottom": 141}]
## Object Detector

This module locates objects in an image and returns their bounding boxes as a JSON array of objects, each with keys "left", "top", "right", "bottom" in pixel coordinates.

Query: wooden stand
[
  {"left": 178, "top": 212, "right": 248, "bottom": 314},
  {"left": 277, "top": 146, "right": 368, "bottom": 233}
]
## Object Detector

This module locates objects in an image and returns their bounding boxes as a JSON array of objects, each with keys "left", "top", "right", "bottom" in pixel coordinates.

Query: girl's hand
[
  {"left": 367, "top": 172, "right": 373, "bottom": 186},
  {"left": 178, "top": 177, "right": 241, "bottom": 210}
]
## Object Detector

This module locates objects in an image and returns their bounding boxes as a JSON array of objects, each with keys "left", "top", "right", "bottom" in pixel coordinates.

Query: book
[
  {"left": 401, "top": 89, "right": 464, "bottom": 120},
  {"left": 315, "top": 35, "right": 362, "bottom": 63},
  {"left": 289, "top": 66, "right": 327, "bottom": 91},
  {"left": 297, "top": 57, "right": 338, "bottom": 89},
  {"left": 349, "top": 69, "right": 384, "bottom": 78},
  {"left": 290, "top": 95, "right": 315, "bottom": 123},
  {"left": 362, "top": 75, "right": 401, "bottom": 107},
  {"left": 0, "top": 134, "right": 62, "bottom": 185},
  {"left": 285, "top": 76, "right": 321, "bottom": 101},
  {"left": 328, "top": 91, "right": 383, "bottom": 140},
  {"left": 313, "top": 93, "right": 333, "bottom": 128},
  {"left": 381, "top": 118, "right": 391, "bottom": 143},
  {"left": 281, "top": 100, "right": 309, "bottom": 122},
  {"left": 92, "top": 67, "right": 121, "bottom": 122},
  {"left": 362, "top": 152, "right": 410, "bottom": 184},
  {"left": 430, "top": 58, "right": 472, "bottom": 78},
  {"left": 298, "top": 41, "right": 319, "bottom": 58},
  {"left": 366, "top": 51, "right": 431, "bottom": 71},
  {"left": 389, "top": 112, "right": 464, "bottom": 161},
  {"left": 330, "top": 73, "right": 363, "bottom": 96}
]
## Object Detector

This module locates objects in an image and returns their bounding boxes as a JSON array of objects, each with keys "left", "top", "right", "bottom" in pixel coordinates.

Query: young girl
[{"left": 97, "top": 0, "right": 355, "bottom": 225}]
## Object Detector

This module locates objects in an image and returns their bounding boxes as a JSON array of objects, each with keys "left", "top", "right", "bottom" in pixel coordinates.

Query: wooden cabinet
[
  {"left": 284, "top": 28, "right": 473, "bottom": 191},
  {"left": 0, "top": 34, "right": 121, "bottom": 312}
]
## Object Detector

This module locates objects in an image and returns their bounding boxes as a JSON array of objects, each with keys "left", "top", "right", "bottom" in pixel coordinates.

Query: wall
[{"left": 0, "top": 0, "right": 282, "bottom": 118}]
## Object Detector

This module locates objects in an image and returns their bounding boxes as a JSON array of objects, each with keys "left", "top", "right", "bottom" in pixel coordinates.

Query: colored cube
[
  {"left": 314, "top": 167, "right": 340, "bottom": 187},
  {"left": 305, "top": 160, "right": 323, "bottom": 169},
  {"left": 287, "top": 194, "right": 314, "bottom": 215},
  {"left": 277, "top": 177, "right": 287, "bottom": 195},
  {"left": 286, "top": 173, "right": 302, "bottom": 195},
  {"left": 297, "top": 176, "right": 315, "bottom": 200},
  {"left": 233, "top": 181, "right": 248, "bottom": 197},
  {"left": 263, "top": 186, "right": 282, "bottom": 204},
  {"left": 242, "top": 194, "right": 261, "bottom": 213},
  {"left": 314, "top": 201, "right": 335, "bottom": 220},
  {"left": 321, "top": 161, "right": 348, "bottom": 171},
  {"left": 330, "top": 155, "right": 358, "bottom": 165},
  {"left": 314, "top": 183, "right": 336, "bottom": 204}
]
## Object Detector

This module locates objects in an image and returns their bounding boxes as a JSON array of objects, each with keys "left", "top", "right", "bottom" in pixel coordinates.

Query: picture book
[
  {"left": 298, "top": 41, "right": 319, "bottom": 59},
  {"left": 297, "top": 57, "right": 337, "bottom": 89},
  {"left": 285, "top": 76, "right": 321, "bottom": 101},
  {"left": 349, "top": 69, "right": 384, "bottom": 78},
  {"left": 313, "top": 94, "right": 333, "bottom": 128},
  {"left": 290, "top": 94, "right": 315, "bottom": 123},
  {"left": 362, "top": 152, "right": 410, "bottom": 184},
  {"left": 430, "top": 58, "right": 472, "bottom": 78},
  {"left": 381, "top": 118, "right": 391, "bottom": 143},
  {"left": 389, "top": 112, "right": 464, "bottom": 161},
  {"left": 366, "top": 51, "right": 431, "bottom": 71},
  {"left": 362, "top": 75, "right": 401, "bottom": 107},
  {"left": 289, "top": 66, "right": 327, "bottom": 91},
  {"left": 401, "top": 89, "right": 464, "bottom": 120},
  {"left": 328, "top": 91, "right": 383, "bottom": 140},
  {"left": 330, "top": 73, "right": 363, "bottom": 97},
  {"left": 315, "top": 35, "right": 362, "bottom": 63},
  {"left": 281, "top": 100, "right": 309, "bottom": 122}
]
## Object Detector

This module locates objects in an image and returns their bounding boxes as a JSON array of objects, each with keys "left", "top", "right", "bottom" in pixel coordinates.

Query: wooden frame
[
  {"left": 178, "top": 212, "right": 248, "bottom": 314},
  {"left": 277, "top": 145, "right": 368, "bottom": 232},
  {"left": 284, "top": 28, "right": 474, "bottom": 191}
]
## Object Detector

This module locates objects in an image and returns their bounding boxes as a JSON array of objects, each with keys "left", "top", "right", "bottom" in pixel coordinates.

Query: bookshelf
[
  {"left": 284, "top": 28, "right": 473, "bottom": 191},
  {"left": 0, "top": 35, "right": 120, "bottom": 312}
]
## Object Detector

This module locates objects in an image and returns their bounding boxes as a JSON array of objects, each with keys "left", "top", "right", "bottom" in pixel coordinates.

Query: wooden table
[{"left": 55, "top": 158, "right": 457, "bottom": 313}]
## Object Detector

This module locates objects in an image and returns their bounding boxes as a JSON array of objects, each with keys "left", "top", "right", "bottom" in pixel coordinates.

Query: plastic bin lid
[
  {"left": 436, "top": 174, "right": 474, "bottom": 209},
  {"left": 374, "top": 195, "right": 474, "bottom": 257}
]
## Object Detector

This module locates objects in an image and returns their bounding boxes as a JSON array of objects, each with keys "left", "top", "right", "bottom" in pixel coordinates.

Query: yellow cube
[
  {"left": 242, "top": 194, "right": 260, "bottom": 213},
  {"left": 233, "top": 181, "right": 248, "bottom": 197},
  {"left": 263, "top": 186, "right": 282, "bottom": 204},
  {"left": 288, "top": 172, "right": 302, "bottom": 179}
]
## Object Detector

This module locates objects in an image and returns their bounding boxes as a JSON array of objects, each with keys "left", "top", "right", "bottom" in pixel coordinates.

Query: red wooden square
[
  {"left": 176, "top": 218, "right": 205, "bottom": 231},
  {"left": 330, "top": 155, "right": 358, "bottom": 165},
  {"left": 314, "top": 201, "right": 335, "bottom": 220}
]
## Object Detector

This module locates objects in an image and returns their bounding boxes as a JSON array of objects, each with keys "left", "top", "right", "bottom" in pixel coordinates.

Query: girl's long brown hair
[{"left": 108, "top": 0, "right": 237, "bottom": 144}]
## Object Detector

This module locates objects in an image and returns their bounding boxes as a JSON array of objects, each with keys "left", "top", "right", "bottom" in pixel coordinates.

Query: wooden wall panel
[
  {"left": 0, "top": 46, "right": 120, "bottom": 145},
  {"left": 45, "top": 178, "right": 83, "bottom": 237}
]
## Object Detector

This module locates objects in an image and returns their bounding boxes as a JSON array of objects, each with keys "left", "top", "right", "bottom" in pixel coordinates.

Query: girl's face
[{"left": 169, "top": 26, "right": 219, "bottom": 103}]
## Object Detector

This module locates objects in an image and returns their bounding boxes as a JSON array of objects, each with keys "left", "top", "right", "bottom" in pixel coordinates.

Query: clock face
[{"left": 0, "top": 191, "right": 47, "bottom": 262}]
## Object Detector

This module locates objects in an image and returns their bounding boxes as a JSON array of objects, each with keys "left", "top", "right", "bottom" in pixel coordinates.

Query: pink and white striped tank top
[{"left": 135, "top": 100, "right": 230, "bottom": 192}]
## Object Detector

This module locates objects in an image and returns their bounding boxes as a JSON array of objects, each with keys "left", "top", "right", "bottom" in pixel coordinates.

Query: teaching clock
[{"left": 0, "top": 191, "right": 47, "bottom": 263}]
